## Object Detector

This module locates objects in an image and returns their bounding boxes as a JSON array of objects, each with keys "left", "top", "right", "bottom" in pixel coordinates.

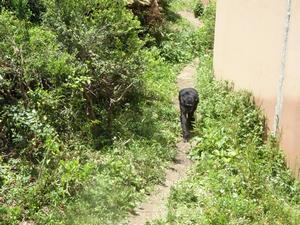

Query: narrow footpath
[{"left": 124, "top": 11, "right": 202, "bottom": 225}]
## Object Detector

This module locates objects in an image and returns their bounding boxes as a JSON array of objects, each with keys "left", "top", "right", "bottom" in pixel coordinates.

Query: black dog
[{"left": 179, "top": 88, "right": 199, "bottom": 141}]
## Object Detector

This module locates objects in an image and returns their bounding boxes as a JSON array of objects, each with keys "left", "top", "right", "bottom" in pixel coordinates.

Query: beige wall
[{"left": 213, "top": 0, "right": 300, "bottom": 178}]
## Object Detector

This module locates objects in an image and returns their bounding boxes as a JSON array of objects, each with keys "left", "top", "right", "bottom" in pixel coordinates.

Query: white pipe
[{"left": 273, "top": 0, "right": 292, "bottom": 135}]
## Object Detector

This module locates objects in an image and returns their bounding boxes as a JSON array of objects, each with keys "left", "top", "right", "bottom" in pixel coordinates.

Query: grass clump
[
  {"left": 152, "top": 1, "right": 300, "bottom": 224},
  {"left": 193, "top": 1, "right": 205, "bottom": 18}
]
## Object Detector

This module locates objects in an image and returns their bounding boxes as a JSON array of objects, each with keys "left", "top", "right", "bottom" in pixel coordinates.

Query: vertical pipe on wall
[{"left": 273, "top": 0, "right": 292, "bottom": 135}]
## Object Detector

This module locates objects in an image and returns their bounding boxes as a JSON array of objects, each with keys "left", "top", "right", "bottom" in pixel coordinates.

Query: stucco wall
[
  {"left": 281, "top": 0, "right": 300, "bottom": 176},
  {"left": 213, "top": 0, "right": 300, "bottom": 177}
]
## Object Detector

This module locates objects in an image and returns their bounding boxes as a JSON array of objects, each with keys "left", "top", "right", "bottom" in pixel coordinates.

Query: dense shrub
[
  {"left": 0, "top": 1, "right": 178, "bottom": 224},
  {"left": 0, "top": 0, "right": 197, "bottom": 223},
  {"left": 128, "top": 0, "right": 174, "bottom": 45},
  {"left": 0, "top": 0, "right": 46, "bottom": 22},
  {"left": 193, "top": 1, "right": 204, "bottom": 18},
  {"left": 41, "top": 48, "right": 180, "bottom": 225},
  {"left": 194, "top": 1, "right": 216, "bottom": 53},
  {"left": 159, "top": 21, "right": 197, "bottom": 63}
]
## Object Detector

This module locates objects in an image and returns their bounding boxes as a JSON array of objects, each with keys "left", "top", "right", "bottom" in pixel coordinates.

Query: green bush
[
  {"left": 194, "top": 1, "right": 216, "bottom": 54},
  {"left": 42, "top": 48, "right": 180, "bottom": 225},
  {"left": 159, "top": 18, "right": 199, "bottom": 63},
  {"left": 0, "top": 1, "right": 169, "bottom": 224},
  {"left": 193, "top": 1, "right": 204, "bottom": 18},
  {"left": 0, "top": 0, "right": 189, "bottom": 223}
]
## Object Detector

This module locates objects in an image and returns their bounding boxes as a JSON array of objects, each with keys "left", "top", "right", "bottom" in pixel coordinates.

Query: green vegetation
[
  {"left": 154, "top": 54, "right": 300, "bottom": 225},
  {"left": 0, "top": 0, "right": 198, "bottom": 224},
  {"left": 152, "top": 1, "right": 300, "bottom": 225},
  {"left": 59, "top": 50, "right": 180, "bottom": 225},
  {"left": 1, "top": 0, "right": 299, "bottom": 224},
  {"left": 193, "top": 1, "right": 204, "bottom": 18}
]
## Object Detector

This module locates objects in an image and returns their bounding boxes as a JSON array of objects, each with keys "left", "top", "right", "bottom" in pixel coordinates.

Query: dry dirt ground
[
  {"left": 178, "top": 10, "right": 203, "bottom": 28},
  {"left": 124, "top": 11, "right": 202, "bottom": 225}
]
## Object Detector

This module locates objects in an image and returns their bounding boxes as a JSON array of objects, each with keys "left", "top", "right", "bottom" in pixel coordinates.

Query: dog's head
[{"left": 184, "top": 96, "right": 195, "bottom": 107}]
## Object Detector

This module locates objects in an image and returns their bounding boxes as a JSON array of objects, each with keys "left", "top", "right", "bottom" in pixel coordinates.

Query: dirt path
[
  {"left": 124, "top": 12, "right": 202, "bottom": 225},
  {"left": 178, "top": 11, "right": 203, "bottom": 28},
  {"left": 124, "top": 140, "right": 193, "bottom": 225}
]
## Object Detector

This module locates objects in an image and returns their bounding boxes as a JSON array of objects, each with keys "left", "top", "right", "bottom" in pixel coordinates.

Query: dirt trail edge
[{"left": 124, "top": 12, "right": 201, "bottom": 225}]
